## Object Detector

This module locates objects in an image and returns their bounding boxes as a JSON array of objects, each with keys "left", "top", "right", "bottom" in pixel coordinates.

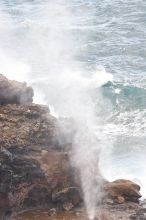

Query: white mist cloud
[{"left": 0, "top": 1, "right": 113, "bottom": 219}]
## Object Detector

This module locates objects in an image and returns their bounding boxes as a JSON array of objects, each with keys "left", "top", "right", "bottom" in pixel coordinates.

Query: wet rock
[
  {"left": 0, "top": 75, "right": 143, "bottom": 216},
  {"left": 130, "top": 214, "right": 137, "bottom": 220},
  {"left": 23, "top": 184, "right": 52, "bottom": 208},
  {"left": 3, "top": 210, "right": 12, "bottom": 220},
  {"left": 0, "top": 101, "right": 81, "bottom": 214},
  {"left": 63, "top": 202, "right": 74, "bottom": 211},
  {"left": 0, "top": 146, "right": 77, "bottom": 212},
  {"left": 0, "top": 74, "right": 33, "bottom": 104},
  {"left": 48, "top": 208, "right": 57, "bottom": 217},
  {"left": 0, "top": 102, "right": 142, "bottom": 214},
  {"left": 104, "top": 179, "right": 141, "bottom": 204},
  {"left": 39, "top": 150, "right": 76, "bottom": 190},
  {"left": 103, "top": 198, "right": 114, "bottom": 205},
  {"left": 52, "top": 187, "right": 81, "bottom": 210},
  {"left": 0, "top": 101, "right": 69, "bottom": 213},
  {"left": 0, "top": 192, "right": 10, "bottom": 218}
]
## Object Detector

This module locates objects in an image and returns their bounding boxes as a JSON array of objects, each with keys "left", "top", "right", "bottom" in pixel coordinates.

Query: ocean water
[{"left": 0, "top": 0, "right": 146, "bottom": 198}]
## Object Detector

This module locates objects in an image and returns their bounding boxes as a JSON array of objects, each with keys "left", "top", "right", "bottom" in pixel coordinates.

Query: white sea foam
[
  {"left": 0, "top": 1, "right": 113, "bottom": 219},
  {"left": 0, "top": 0, "right": 145, "bottom": 216}
]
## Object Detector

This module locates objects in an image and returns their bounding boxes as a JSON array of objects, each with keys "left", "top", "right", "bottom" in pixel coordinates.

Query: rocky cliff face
[
  {"left": 0, "top": 74, "right": 142, "bottom": 219},
  {"left": 0, "top": 74, "right": 81, "bottom": 217},
  {"left": 0, "top": 103, "right": 74, "bottom": 212},
  {"left": 0, "top": 74, "right": 33, "bottom": 104}
]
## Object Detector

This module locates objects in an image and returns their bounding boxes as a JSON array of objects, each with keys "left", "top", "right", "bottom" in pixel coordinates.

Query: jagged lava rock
[
  {"left": 0, "top": 104, "right": 59, "bottom": 149},
  {"left": 0, "top": 75, "right": 142, "bottom": 218},
  {"left": 0, "top": 103, "right": 81, "bottom": 216}
]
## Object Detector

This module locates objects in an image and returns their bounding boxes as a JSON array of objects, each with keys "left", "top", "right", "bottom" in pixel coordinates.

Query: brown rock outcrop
[
  {"left": 0, "top": 102, "right": 81, "bottom": 217},
  {"left": 0, "top": 103, "right": 59, "bottom": 149},
  {"left": 0, "top": 74, "right": 33, "bottom": 104},
  {"left": 104, "top": 179, "right": 141, "bottom": 204},
  {"left": 0, "top": 75, "right": 142, "bottom": 218}
]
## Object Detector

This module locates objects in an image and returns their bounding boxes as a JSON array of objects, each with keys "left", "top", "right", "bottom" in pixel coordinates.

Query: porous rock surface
[
  {"left": 0, "top": 74, "right": 142, "bottom": 219},
  {"left": 0, "top": 104, "right": 77, "bottom": 213}
]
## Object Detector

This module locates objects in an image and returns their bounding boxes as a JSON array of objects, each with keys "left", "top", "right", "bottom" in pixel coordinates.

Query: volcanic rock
[
  {"left": 0, "top": 75, "right": 142, "bottom": 217},
  {"left": 0, "top": 102, "right": 80, "bottom": 215},
  {"left": 52, "top": 187, "right": 81, "bottom": 210},
  {"left": 48, "top": 208, "right": 57, "bottom": 217},
  {"left": 104, "top": 179, "right": 141, "bottom": 204},
  {"left": 0, "top": 74, "right": 33, "bottom": 104},
  {"left": 0, "top": 104, "right": 59, "bottom": 149}
]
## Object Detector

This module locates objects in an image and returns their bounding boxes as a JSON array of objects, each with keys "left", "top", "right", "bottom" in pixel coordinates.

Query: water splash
[{"left": 0, "top": 1, "right": 113, "bottom": 219}]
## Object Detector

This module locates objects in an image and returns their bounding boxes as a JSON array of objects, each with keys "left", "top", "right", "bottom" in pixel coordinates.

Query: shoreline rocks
[
  {"left": 0, "top": 74, "right": 142, "bottom": 219},
  {"left": 103, "top": 179, "right": 141, "bottom": 204},
  {"left": 0, "top": 74, "right": 33, "bottom": 104}
]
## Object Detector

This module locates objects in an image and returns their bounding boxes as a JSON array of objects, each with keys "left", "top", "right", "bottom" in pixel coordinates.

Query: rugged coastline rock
[
  {"left": 0, "top": 74, "right": 142, "bottom": 219},
  {"left": 0, "top": 74, "right": 33, "bottom": 104},
  {"left": 104, "top": 179, "right": 141, "bottom": 204}
]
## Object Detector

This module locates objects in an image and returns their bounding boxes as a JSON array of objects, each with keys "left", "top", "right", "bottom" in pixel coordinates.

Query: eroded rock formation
[
  {"left": 0, "top": 74, "right": 33, "bottom": 104},
  {"left": 0, "top": 74, "right": 142, "bottom": 219},
  {"left": 103, "top": 179, "right": 141, "bottom": 204}
]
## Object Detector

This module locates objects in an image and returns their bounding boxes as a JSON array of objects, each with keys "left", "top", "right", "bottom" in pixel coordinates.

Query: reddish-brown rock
[
  {"left": 0, "top": 102, "right": 81, "bottom": 216},
  {"left": 104, "top": 179, "right": 141, "bottom": 204},
  {"left": 0, "top": 75, "right": 142, "bottom": 219},
  {"left": 0, "top": 104, "right": 58, "bottom": 149}
]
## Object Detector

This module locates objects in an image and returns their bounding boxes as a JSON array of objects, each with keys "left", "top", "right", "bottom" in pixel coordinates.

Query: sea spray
[
  {"left": 0, "top": 1, "right": 113, "bottom": 219},
  {"left": 71, "top": 122, "right": 101, "bottom": 220},
  {"left": 0, "top": 0, "right": 146, "bottom": 212}
]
